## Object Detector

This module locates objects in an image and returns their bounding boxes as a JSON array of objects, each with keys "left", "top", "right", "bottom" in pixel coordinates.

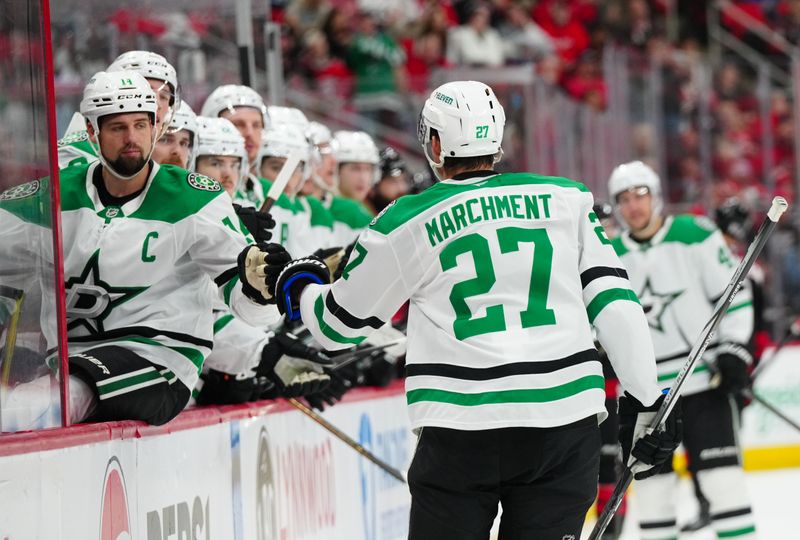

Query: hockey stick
[
  {"left": 331, "top": 340, "right": 403, "bottom": 372},
  {"left": 750, "top": 318, "right": 800, "bottom": 383},
  {"left": 743, "top": 389, "right": 800, "bottom": 433},
  {"left": 0, "top": 287, "right": 25, "bottom": 387},
  {"left": 259, "top": 150, "right": 303, "bottom": 213},
  {"left": 287, "top": 397, "right": 407, "bottom": 483},
  {"left": 588, "top": 196, "right": 789, "bottom": 540}
]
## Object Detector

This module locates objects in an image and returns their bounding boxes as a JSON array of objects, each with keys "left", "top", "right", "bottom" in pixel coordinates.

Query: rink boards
[
  {"left": 0, "top": 345, "right": 799, "bottom": 539},
  {"left": 0, "top": 382, "right": 413, "bottom": 540}
]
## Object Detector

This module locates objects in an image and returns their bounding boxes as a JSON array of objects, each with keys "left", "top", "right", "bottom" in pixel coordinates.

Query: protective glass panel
[{"left": 0, "top": 2, "right": 63, "bottom": 431}]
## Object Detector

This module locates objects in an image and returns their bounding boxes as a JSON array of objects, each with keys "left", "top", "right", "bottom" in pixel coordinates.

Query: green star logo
[
  {"left": 638, "top": 278, "right": 683, "bottom": 333},
  {"left": 64, "top": 250, "right": 148, "bottom": 335}
]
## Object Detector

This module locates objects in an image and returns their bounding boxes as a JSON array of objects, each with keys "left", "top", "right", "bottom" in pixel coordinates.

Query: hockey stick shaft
[
  {"left": 259, "top": 150, "right": 303, "bottom": 213},
  {"left": 750, "top": 318, "right": 800, "bottom": 382},
  {"left": 331, "top": 340, "right": 403, "bottom": 371},
  {"left": 743, "top": 389, "right": 800, "bottom": 433},
  {"left": 589, "top": 196, "right": 788, "bottom": 540},
  {"left": 288, "top": 397, "right": 407, "bottom": 483}
]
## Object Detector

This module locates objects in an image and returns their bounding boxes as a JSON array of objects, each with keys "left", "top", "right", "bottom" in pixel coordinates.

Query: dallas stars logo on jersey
[
  {"left": 65, "top": 250, "right": 148, "bottom": 335},
  {"left": 638, "top": 278, "right": 683, "bottom": 333}
]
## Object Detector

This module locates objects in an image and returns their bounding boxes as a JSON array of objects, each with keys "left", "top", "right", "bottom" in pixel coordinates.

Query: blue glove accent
[{"left": 283, "top": 271, "right": 326, "bottom": 321}]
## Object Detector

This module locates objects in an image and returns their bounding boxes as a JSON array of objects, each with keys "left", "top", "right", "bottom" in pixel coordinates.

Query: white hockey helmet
[
  {"left": 195, "top": 116, "right": 249, "bottom": 185},
  {"left": 108, "top": 50, "right": 180, "bottom": 132},
  {"left": 80, "top": 70, "right": 158, "bottom": 180},
  {"left": 608, "top": 160, "right": 664, "bottom": 223},
  {"left": 200, "top": 84, "right": 268, "bottom": 125},
  {"left": 306, "top": 121, "right": 333, "bottom": 148},
  {"left": 166, "top": 101, "right": 199, "bottom": 169},
  {"left": 418, "top": 80, "right": 505, "bottom": 179},
  {"left": 267, "top": 105, "right": 310, "bottom": 130},
  {"left": 332, "top": 130, "right": 380, "bottom": 187},
  {"left": 259, "top": 123, "right": 312, "bottom": 190}
]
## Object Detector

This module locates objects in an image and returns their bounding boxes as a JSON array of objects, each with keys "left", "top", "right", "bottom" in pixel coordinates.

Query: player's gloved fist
[
  {"left": 257, "top": 331, "right": 333, "bottom": 397},
  {"left": 233, "top": 204, "right": 276, "bottom": 243},
  {"left": 237, "top": 243, "right": 292, "bottom": 305},
  {"left": 618, "top": 392, "right": 683, "bottom": 480},
  {"left": 272, "top": 257, "right": 330, "bottom": 320},
  {"left": 715, "top": 344, "right": 752, "bottom": 395},
  {"left": 312, "top": 247, "right": 346, "bottom": 282},
  {"left": 305, "top": 367, "right": 352, "bottom": 411}
]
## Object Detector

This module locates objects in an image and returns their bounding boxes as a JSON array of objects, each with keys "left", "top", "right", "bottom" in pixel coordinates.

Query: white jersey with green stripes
[
  {"left": 298, "top": 171, "right": 662, "bottom": 431},
  {"left": 60, "top": 161, "right": 273, "bottom": 394},
  {"left": 611, "top": 215, "right": 754, "bottom": 395},
  {"left": 57, "top": 130, "right": 99, "bottom": 169}
]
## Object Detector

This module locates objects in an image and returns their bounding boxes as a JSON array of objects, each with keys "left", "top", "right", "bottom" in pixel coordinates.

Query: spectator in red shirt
[{"left": 536, "top": 0, "right": 590, "bottom": 67}]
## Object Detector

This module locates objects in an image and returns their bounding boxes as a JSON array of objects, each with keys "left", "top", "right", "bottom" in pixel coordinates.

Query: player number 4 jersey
[
  {"left": 299, "top": 172, "right": 662, "bottom": 431},
  {"left": 611, "top": 215, "right": 754, "bottom": 395}
]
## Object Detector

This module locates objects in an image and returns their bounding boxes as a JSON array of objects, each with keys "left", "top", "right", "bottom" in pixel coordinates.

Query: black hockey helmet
[
  {"left": 379, "top": 146, "right": 407, "bottom": 181},
  {"left": 715, "top": 198, "right": 751, "bottom": 241}
]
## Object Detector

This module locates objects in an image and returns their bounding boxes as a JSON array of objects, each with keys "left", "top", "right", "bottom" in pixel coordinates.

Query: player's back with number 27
[{"left": 303, "top": 168, "right": 653, "bottom": 433}]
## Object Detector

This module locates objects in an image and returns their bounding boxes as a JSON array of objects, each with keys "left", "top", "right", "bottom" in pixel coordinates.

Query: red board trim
[{"left": 0, "top": 381, "right": 406, "bottom": 457}]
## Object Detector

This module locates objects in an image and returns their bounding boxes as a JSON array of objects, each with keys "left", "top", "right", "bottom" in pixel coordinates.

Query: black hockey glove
[
  {"left": 618, "top": 392, "right": 683, "bottom": 480},
  {"left": 257, "top": 331, "right": 333, "bottom": 397},
  {"left": 270, "top": 257, "right": 331, "bottom": 320},
  {"left": 715, "top": 344, "right": 752, "bottom": 395},
  {"left": 233, "top": 204, "right": 276, "bottom": 243},
  {"left": 305, "top": 367, "right": 353, "bottom": 412},
  {"left": 237, "top": 243, "right": 292, "bottom": 305},
  {"left": 196, "top": 370, "right": 265, "bottom": 405}
]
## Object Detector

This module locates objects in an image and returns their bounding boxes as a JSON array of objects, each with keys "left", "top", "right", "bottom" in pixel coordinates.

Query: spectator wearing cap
[{"left": 447, "top": 2, "right": 505, "bottom": 67}]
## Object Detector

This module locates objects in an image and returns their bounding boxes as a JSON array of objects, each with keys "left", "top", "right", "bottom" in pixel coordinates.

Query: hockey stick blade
[
  {"left": 288, "top": 397, "right": 407, "bottom": 483},
  {"left": 260, "top": 149, "right": 303, "bottom": 213},
  {"left": 588, "top": 196, "right": 788, "bottom": 540}
]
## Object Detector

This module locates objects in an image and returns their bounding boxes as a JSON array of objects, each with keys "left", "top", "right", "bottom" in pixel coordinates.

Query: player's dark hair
[{"left": 430, "top": 129, "right": 495, "bottom": 171}]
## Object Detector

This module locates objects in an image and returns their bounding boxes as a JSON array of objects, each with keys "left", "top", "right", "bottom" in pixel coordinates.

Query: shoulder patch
[
  {"left": 187, "top": 173, "right": 222, "bottom": 192},
  {"left": 0, "top": 180, "right": 40, "bottom": 201},
  {"left": 370, "top": 199, "right": 396, "bottom": 227},
  {"left": 57, "top": 131, "right": 89, "bottom": 147}
]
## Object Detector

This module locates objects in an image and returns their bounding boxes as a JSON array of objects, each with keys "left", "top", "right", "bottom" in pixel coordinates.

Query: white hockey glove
[
  {"left": 237, "top": 243, "right": 292, "bottom": 305},
  {"left": 618, "top": 392, "right": 683, "bottom": 480}
]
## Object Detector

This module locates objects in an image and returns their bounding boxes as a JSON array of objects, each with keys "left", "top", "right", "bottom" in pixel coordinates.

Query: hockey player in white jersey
[
  {"left": 58, "top": 50, "right": 180, "bottom": 169},
  {"left": 195, "top": 116, "right": 250, "bottom": 197},
  {"left": 608, "top": 161, "right": 757, "bottom": 540},
  {"left": 257, "top": 81, "right": 682, "bottom": 539},
  {"left": 41, "top": 71, "right": 329, "bottom": 426},
  {"left": 152, "top": 101, "right": 197, "bottom": 169}
]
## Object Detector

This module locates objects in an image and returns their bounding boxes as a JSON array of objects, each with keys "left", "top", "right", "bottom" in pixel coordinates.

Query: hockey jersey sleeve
[
  {"left": 695, "top": 225, "right": 754, "bottom": 356},
  {"left": 577, "top": 191, "right": 662, "bottom": 405},
  {"left": 298, "top": 226, "right": 416, "bottom": 351},
  {"left": 188, "top": 193, "right": 281, "bottom": 327}
]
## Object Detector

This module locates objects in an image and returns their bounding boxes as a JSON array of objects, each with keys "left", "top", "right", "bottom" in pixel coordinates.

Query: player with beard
[
  {"left": 58, "top": 50, "right": 180, "bottom": 169},
  {"left": 1, "top": 71, "right": 330, "bottom": 429}
]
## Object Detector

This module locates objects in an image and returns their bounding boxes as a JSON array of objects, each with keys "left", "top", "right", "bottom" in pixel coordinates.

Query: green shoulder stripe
[
  {"left": 130, "top": 165, "right": 225, "bottom": 224},
  {"left": 59, "top": 163, "right": 95, "bottom": 212},
  {"left": 0, "top": 177, "right": 52, "bottom": 226},
  {"left": 329, "top": 196, "right": 373, "bottom": 229},
  {"left": 610, "top": 236, "right": 628, "bottom": 257},
  {"left": 662, "top": 214, "right": 716, "bottom": 245},
  {"left": 372, "top": 172, "right": 588, "bottom": 235},
  {"left": 304, "top": 195, "right": 335, "bottom": 228}
]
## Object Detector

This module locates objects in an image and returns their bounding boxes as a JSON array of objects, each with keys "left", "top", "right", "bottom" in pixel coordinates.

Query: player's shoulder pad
[
  {"left": 330, "top": 196, "right": 372, "bottom": 228},
  {"left": 609, "top": 235, "right": 628, "bottom": 256},
  {"left": 129, "top": 165, "right": 226, "bottom": 224},
  {"left": 57, "top": 130, "right": 89, "bottom": 147},
  {"left": 492, "top": 172, "right": 590, "bottom": 192},
  {"left": 303, "top": 195, "right": 335, "bottom": 228},
  {"left": 0, "top": 177, "right": 51, "bottom": 226},
  {"left": 663, "top": 214, "right": 718, "bottom": 245}
]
